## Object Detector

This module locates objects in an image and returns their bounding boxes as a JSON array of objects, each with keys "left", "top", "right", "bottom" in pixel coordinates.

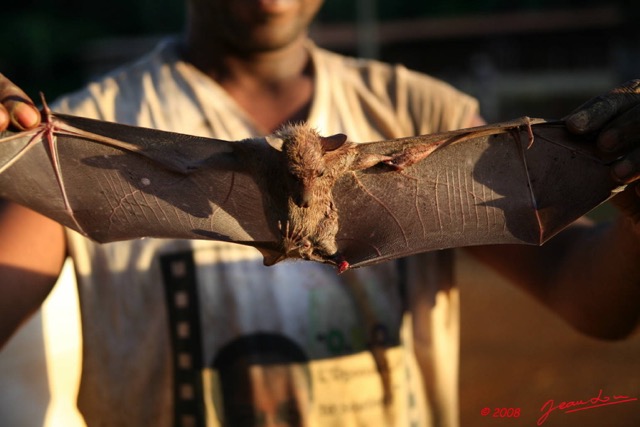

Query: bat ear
[
  {"left": 265, "top": 134, "right": 285, "bottom": 151},
  {"left": 320, "top": 133, "right": 347, "bottom": 152}
]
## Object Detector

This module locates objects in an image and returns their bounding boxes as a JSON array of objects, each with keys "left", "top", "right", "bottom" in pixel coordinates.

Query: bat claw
[
  {"left": 330, "top": 253, "right": 350, "bottom": 273},
  {"left": 382, "top": 160, "right": 404, "bottom": 171},
  {"left": 337, "top": 260, "right": 350, "bottom": 273}
]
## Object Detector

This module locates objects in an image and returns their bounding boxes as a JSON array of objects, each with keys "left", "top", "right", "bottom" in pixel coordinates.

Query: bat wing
[
  {"left": 0, "top": 113, "right": 280, "bottom": 252},
  {"left": 0, "top": 113, "right": 624, "bottom": 271},
  {"left": 333, "top": 121, "right": 623, "bottom": 269}
]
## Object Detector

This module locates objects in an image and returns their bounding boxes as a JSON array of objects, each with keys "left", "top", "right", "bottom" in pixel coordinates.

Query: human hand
[
  {"left": 565, "top": 79, "right": 640, "bottom": 223},
  {"left": 0, "top": 74, "right": 41, "bottom": 132}
]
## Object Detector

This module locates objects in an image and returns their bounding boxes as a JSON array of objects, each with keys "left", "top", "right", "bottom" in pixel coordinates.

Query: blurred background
[
  {"left": 2, "top": 0, "right": 639, "bottom": 122},
  {"left": 1, "top": 1, "right": 639, "bottom": 426}
]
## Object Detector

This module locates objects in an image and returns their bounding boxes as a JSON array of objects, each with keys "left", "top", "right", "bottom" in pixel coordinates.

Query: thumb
[
  {"left": 0, "top": 73, "right": 41, "bottom": 131},
  {"left": 565, "top": 79, "right": 640, "bottom": 134}
]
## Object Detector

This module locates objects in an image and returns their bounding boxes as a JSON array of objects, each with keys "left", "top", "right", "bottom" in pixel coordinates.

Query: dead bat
[{"left": 0, "top": 98, "right": 625, "bottom": 271}]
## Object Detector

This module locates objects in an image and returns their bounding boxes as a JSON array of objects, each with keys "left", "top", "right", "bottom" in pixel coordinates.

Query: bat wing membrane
[
  {"left": 0, "top": 114, "right": 279, "bottom": 247},
  {"left": 333, "top": 122, "right": 621, "bottom": 268},
  {"left": 0, "top": 115, "right": 622, "bottom": 269}
]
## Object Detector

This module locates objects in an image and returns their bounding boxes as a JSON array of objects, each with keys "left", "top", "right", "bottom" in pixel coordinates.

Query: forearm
[
  {"left": 468, "top": 215, "right": 640, "bottom": 340},
  {"left": 545, "top": 216, "right": 640, "bottom": 339},
  {"left": 0, "top": 201, "right": 67, "bottom": 348},
  {"left": 0, "top": 266, "right": 62, "bottom": 347}
]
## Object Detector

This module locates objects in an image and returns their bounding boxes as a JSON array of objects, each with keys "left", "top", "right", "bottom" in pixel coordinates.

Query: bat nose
[{"left": 297, "top": 188, "right": 311, "bottom": 208}]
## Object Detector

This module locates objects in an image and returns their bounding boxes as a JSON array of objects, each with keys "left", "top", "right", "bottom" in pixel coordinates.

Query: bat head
[{"left": 268, "top": 123, "right": 347, "bottom": 208}]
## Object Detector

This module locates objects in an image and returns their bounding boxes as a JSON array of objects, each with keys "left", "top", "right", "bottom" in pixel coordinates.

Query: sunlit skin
[
  {"left": 0, "top": 0, "right": 639, "bottom": 351},
  {"left": 187, "top": 0, "right": 324, "bottom": 53},
  {"left": 185, "top": 0, "right": 324, "bottom": 133}
]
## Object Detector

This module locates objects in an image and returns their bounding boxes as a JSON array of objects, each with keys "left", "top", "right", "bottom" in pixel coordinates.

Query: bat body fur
[
  {"left": 271, "top": 125, "right": 347, "bottom": 265},
  {"left": 262, "top": 124, "right": 395, "bottom": 271}
]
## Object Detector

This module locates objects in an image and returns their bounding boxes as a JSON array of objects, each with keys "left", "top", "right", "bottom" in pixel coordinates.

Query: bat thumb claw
[
  {"left": 337, "top": 260, "right": 350, "bottom": 273},
  {"left": 331, "top": 254, "right": 350, "bottom": 273}
]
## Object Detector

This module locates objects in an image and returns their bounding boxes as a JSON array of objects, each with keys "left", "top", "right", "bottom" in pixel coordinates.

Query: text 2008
[{"left": 493, "top": 408, "right": 521, "bottom": 417}]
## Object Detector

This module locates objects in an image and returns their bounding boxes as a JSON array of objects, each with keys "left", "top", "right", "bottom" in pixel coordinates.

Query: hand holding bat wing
[
  {"left": 565, "top": 79, "right": 640, "bottom": 226},
  {"left": 0, "top": 97, "right": 626, "bottom": 271}
]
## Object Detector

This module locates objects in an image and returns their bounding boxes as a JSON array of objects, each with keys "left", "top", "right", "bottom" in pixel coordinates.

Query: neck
[
  {"left": 182, "top": 27, "right": 315, "bottom": 133},
  {"left": 184, "top": 32, "right": 311, "bottom": 84}
]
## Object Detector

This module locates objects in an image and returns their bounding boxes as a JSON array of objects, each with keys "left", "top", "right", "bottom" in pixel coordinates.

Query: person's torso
[{"left": 54, "top": 39, "right": 477, "bottom": 427}]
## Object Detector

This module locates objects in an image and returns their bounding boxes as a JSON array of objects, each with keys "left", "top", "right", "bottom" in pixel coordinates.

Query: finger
[
  {"left": 0, "top": 73, "right": 40, "bottom": 131},
  {"left": 565, "top": 79, "right": 640, "bottom": 134},
  {"left": 612, "top": 149, "right": 640, "bottom": 184},
  {"left": 0, "top": 104, "right": 9, "bottom": 131},
  {"left": 596, "top": 103, "right": 640, "bottom": 153}
]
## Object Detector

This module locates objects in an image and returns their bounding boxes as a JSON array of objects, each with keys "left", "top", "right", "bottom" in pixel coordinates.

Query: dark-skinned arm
[{"left": 0, "top": 74, "right": 67, "bottom": 349}]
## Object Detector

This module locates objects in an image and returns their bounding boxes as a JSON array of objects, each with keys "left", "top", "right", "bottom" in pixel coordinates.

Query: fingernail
[
  {"left": 598, "top": 129, "right": 619, "bottom": 152},
  {"left": 11, "top": 104, "right": 40, "bottom": 129},
  {"left": 567, "top": 110, "right": 589, "bottom": 133},
  {"left": 613, "top": 159, "right": 634, "bottom": 182}
]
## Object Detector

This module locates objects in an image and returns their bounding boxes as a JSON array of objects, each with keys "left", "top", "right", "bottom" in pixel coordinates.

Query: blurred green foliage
[
  {"left": 1, "top": 0, "right": 184, "bottom": 98},
  {"left": 0, "top": 0, "right": 623, "bottom": 99}
]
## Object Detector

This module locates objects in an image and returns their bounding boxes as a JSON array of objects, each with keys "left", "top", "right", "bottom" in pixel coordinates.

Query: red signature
[{"left": 537, "top": 389, "right": 638, "bottom": 425}]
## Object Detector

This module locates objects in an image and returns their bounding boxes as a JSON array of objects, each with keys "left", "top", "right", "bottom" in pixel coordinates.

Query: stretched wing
[
  {"left": 0, "top": 113, "right": 280, "bottom": 251},
  {"left": 0, "top": 113, "right": 623, "bottom": 270},
  {"left": 333, "top": 120, "right": 623, "bottom": 269}
]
